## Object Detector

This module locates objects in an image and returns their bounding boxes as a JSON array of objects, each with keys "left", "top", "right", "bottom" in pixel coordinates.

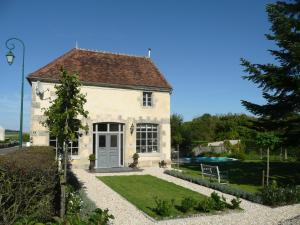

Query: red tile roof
[{"left": 27, "top": 48, "right": 172, "bottom": 92}]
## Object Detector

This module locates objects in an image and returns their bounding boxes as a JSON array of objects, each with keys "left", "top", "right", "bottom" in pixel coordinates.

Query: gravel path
[
  {"left": 278, "top": 215, "right": 300, "bottom": 225},
  {"left": 73, "top": 168, "right": 300, "bottom": 225},
  {"left": 0, "top": 146, "right": 18, "bottom": 155}
]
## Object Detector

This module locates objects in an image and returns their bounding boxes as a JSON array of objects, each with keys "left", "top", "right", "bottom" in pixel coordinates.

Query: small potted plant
[
  {"left": 129, "top": 153, "right": 139, "bottom": 169},
  {"left": 89, "top": 154, "right": 96, "bottom": 171},
  {"left": 158, "top": 160, "right": 167, "bottom": 168}
]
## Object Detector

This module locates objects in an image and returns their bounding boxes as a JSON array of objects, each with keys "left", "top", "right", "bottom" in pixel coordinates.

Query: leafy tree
[
  {"left": 241, "top": 0, "right": 300, "bottom": 147},
  {"left": 256, "top": 132, "right": 281, "bottom": 186},
  {"left": 170, "top": 114, "right": 184, "bottom": 147},
  {"left": 170, "top": 113, "right": 258, "bottom": 156},
  {"left": 22, "top": 133, "right": 30, "bottom": 142},
  {"left": 215, "top": 114, "right": 256, "bottom": 142},
  {"left": 190, "top": 114, "right": 217, "bottom": 142},
  {"left": 43, "top": 68, "right": 88, "bottom": 217}
]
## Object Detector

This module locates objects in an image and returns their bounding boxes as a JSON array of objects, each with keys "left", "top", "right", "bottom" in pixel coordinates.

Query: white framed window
[
  {"left": 143, "top": 92, "right": 152, "bottom": 107},
  {"left": 136, "top": 123, "right": 159, "bottom": 153},
  {"left": 49, "top": 134, "right": 79, "bottom": 156}
]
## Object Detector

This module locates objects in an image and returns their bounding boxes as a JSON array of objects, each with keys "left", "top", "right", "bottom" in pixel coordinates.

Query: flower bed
[{"left": 165, "top": 170, "right": 300, "bottom": 206}]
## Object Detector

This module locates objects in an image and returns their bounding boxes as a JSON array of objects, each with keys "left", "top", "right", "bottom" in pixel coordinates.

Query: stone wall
[{"left": 30, "top": 81, "right": 171, "bottom": 168}]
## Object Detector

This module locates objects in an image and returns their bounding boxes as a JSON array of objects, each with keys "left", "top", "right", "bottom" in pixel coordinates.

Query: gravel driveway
[{"left": 73, "top": 168, "right": 300, "bottom": 225}]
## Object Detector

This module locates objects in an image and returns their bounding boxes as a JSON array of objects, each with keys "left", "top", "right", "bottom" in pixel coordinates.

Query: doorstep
[{"left": 90, "top": 167, "right": 144, "bottom": 173}]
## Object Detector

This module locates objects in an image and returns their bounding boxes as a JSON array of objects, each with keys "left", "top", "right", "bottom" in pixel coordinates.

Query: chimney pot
[{"left": 148, "top": 48, "right": 151, "bottom": 58}]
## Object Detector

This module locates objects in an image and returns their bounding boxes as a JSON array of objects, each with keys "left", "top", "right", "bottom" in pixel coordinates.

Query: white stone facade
[
  {"left": 30, "top": 81, "right": 171, "bottom": 169},
  {"left": 0, "top": 126, "right": 5, "bottom": 141}
]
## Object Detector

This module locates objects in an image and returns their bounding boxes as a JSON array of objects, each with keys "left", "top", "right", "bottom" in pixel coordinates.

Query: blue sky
[{"left": 0, "top": 0, "right": 277, "bottom": 131}]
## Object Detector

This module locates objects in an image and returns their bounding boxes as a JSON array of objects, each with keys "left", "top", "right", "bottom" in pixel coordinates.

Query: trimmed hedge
[
  {"left": 0, "top": 146, "right": 59, "bottom": 225},
  {"left": 164, "top": 170, "right": 262, "bottom": 204},
  {"left": 0, "top": 141, "right": 18, "bottom": 149}
]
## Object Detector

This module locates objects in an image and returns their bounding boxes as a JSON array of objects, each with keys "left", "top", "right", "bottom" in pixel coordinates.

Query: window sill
[
  {"left": 71, "top": 155, "right": 80, "bottom": 160},
  {"left": 138, "top": 152, "right": 161, "bottom": 157}
]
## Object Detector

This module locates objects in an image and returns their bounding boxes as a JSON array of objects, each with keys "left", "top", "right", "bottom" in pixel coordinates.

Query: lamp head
[{"left": 6, "top": 50, "right": 15, "bottom": 65}]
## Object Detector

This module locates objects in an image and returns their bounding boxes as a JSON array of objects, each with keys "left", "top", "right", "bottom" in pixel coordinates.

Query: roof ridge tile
[{"left": 76, "top": 47, "right": 148, "bottom": 59}]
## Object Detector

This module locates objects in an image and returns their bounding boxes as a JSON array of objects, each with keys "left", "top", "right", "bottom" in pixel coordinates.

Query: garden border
[{"left": 164, "top": 170, "right": 262, "bottom": 204}]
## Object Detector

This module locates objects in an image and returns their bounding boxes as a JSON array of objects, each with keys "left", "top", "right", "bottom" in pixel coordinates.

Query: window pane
[
  {"left": 98, "top": 124, "right": 107, "bottom": 131},
  {"left": 110, "top": 135, "right": 117, "bottom": 147},
  {"left": 99, "top": 135, "right": 106, "bottom": 147},
  {"left": 93, "top": 124, "right": 96, "bottom": 132},
  {"left": 136, "top": 146, "right": 140, "bottom": 153},
  {"left": 110, "top": 123, "right": 119, "bottom": 131},
  {"left": 141, "top": 146, "right": 146, "bottom": 153},
  {"left": 120, "top": 134, "right": 123, "bottom": 165},
  {"left": 72, "top": 140, "right": 78, "bottom": 147},
  {"left": 49, "top": 140, "right": 56, "bottom": 148},
  {"left": 72, "top": 148, "right": 79, "bottom": 155},
  {"left": 136, "top": 123, "right": 159, "bottom": 153},
  {"left": 93, "top": 134, "right": 96, "bottom": 155}
]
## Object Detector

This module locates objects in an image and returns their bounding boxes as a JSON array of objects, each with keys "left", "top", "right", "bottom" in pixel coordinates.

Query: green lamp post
[{"left": 5, "top": 38, "right": 25, "bottom": 150}]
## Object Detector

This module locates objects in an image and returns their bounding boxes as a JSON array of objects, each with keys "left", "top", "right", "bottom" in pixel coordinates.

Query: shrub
[
  {"left": 153, "top": 197, "right": 174, "bottom": 216},
  {"left": 180, "top": 197, "right": 197, "bottom": 213},
  {"left": 15, "top": 208, "right": 115, "bottom": 225},
  {"left": 129, "top": 153, "right": 140, "bottom": 168},
  {"left": 66, "top": 186, "right": 84, "bottom": 215},
  {"left": 196, "top": 198, "right": 215, "bottom": 212},
  {"left": 230, "top": 197, "right": 242, "bottom": 209},
  {"left": 88, "top": 208, "right": 114, "bottom": 224},
  {"left": 210, "top": 192, "right": 227, "bottom": 211},
  {"left": 158, "top": 160, "right": 167, "bottom": 168},
  {"left": 165, "top": 170, "right": 262, "bottom": 204},
  {"left": 0, "top": 146, "right": 59, "bottom": 225},
  {"left": 89, "top": 154, "right": 96, "bottom": 161},
  {"left": 261, "top": 180, "right": 300, "bottom": 206},
  {"left": 67, "top": 170, "right": 97, "bottom": 218}
]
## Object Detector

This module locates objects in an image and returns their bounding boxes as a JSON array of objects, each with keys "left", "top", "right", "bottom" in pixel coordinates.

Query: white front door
[{"left": 94, "top": 123, "right": 123, "bottom": 168}]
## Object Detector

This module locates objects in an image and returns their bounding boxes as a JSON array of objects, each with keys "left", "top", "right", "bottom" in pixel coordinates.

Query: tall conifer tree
[{"left": 241, "top": 0, "right": 300, "bottom": 146}]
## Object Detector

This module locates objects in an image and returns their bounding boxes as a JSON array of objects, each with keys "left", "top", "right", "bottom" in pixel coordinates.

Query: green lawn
[
  {"left": 98, "top": 175, "right": 208, "bottom": 219},
  {"left": 175, "top": 161, "right": 300, "bottom": 193}
]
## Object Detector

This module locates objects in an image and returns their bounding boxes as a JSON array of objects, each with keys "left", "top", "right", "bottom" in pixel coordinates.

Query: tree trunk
[
  {"left": 284, "top": 148, "right": 288, "bottom": 160},
  {"left": 60, "top": 142, "right": 67, "bottom": 218},
  {"left": 262, "top": 170, "right": 265, "bottom": 187},
  {"left": 260, "top": 148, "right": 263, "bottom": 160},
  {"left": 266, "top": 147, "right": 270, "bottom": 186},
  {"left": 280, "top": 147, "right": 283, "bottom": 161},
  {"left": 177, "top": 144, "right": 180, "bottom": 169}
]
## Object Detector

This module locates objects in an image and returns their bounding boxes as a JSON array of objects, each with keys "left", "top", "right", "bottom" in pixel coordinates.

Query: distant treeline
[{"left": 171, "top": 113, "right": 258, "bottom": 155}]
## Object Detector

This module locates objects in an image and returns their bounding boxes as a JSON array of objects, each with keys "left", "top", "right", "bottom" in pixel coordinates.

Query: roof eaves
[{"left": 27, "top": 76, "right": 172, "bottom": 93}]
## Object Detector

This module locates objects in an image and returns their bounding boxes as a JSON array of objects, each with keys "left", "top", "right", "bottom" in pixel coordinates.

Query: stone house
[
  {"left": 0, "top": 126, "right": 5, "bottom": 141},
  {"left": 27, "top": 48, "right": 172, "bottom": 169}
]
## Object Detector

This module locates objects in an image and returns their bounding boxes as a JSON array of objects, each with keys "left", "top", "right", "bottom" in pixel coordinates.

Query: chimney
[{"left": 148, "top": 48, "right": 151, "bottom": 58}]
